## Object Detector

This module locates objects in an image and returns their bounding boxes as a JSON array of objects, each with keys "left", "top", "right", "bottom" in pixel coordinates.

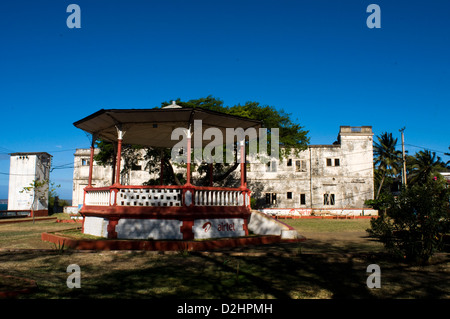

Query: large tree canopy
[{"left": 95, "top": 96, "right": 309, "bottom": 186}]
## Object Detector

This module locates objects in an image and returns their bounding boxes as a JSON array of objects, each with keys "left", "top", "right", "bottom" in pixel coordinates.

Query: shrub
[{"left": 367, "top": 179, "right": 450, "bottom": 263}]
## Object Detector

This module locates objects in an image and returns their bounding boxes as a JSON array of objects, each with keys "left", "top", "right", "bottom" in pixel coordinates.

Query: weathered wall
[
  {"left": 246, "top": 126, "right": 374, "bottom": 209},
  {"left": 8, "top": 153, "right": 51, "bottom": 211}
]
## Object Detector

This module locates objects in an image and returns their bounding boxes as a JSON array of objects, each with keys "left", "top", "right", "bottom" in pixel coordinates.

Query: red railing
[{"left": 83, "top": 184, "right": 251, "bottom": 209}]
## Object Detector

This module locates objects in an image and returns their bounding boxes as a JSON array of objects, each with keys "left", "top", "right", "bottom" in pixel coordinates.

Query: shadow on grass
[{"left": 0, "top": 243, "right": 449, "bottom": 299}]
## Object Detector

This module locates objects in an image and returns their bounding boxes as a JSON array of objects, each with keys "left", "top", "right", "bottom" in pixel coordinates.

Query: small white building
[
  {"left": 72, "top": 126, "right": 376, "bottom": 217},
  {"left": 8, "top": 152, "right": 52, "bottom": 215}
]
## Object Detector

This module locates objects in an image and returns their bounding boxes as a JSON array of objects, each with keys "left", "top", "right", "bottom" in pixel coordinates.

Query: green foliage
[
  {"left": 164, "top": 96, "right": 310, "bottom": 155},
  {"left": 97, "top": 96, "right": 310, "bottom": 186},
  {"left": 373, "top": 132, "right": 402, "bottom": 199},
  {"left": 373, "top": 132, "right": 449, "bottom": 199},
  {"left": 20, "top": 179, "right": 60, "bottom": 222},
  {"left": 367, "top": 179, "right": 450, "bottom": 263},
  {"left": 364, "top": 192, "right": 394, "bottom": 214},
  {"left": 20, "top": 179, "right": 60, "bottom": 206},
  {"left": 407, "top": 150, "right": 448, "bottom": 185},
  {"left": 93, "top": 139, "right": 115, "bottom": 166}
]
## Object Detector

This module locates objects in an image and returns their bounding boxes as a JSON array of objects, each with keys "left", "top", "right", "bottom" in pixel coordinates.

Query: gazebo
[{"left": 73, "top": 103, "right": 263, "bottom": 240}]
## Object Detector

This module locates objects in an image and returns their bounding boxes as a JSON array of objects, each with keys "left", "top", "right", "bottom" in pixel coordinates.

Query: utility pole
[{"left": 399, "top": 127, "right": 407, "bottom": 188}]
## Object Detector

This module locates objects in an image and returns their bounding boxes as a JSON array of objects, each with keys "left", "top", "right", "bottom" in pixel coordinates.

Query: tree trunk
[
  {"left": 213, "top": 162, "right": 240, "bottom": 184},
  {"left": 166, "top": 160, "right": 182, "bottom": 186},
  {"left": 376, "top": 174, "right": 385, "bottom": 200}
]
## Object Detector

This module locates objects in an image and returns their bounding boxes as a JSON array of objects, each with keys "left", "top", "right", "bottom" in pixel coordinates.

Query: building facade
[
  {"left": 247, "top": 126, "right": 376, "bottom": 216},
  {"left": 72, "top": 126, "right": 376, "bottom": 216},
  {"left": 8, "top": 152, "right": 52, "bottom": 215}
]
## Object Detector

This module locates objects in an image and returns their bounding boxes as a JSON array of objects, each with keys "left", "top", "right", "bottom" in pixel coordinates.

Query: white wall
[
  {"left": 8, "top": 153, "right": 51, "bottom": 211},
  {"left": 116, "top": 219, "right": 183, "bottom": 240}
]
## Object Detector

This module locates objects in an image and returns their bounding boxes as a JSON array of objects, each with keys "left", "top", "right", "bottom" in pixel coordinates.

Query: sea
[{"left": 0, "top": 204, "right": 7, "bottom": 210}]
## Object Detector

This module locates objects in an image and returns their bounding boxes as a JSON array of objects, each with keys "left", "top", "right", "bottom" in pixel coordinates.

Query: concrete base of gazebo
[
  {"left": 42, "top": 210, "right": 304, "bottom": 251},
  {"left": 80, "top": 209, "right": 299, "bottom": 241},
  {"left": 82, "top": 216, "right": 249, "bottom": 240},
  {"left": 41, "top": 210, "right": 306, "bottom": 251}
]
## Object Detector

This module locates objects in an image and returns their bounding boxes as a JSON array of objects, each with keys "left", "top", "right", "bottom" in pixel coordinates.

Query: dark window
[
  {"left": 327, "top": 158, "right": 340, "bottom": 167},
  {"left": 131, "top": 164, "right": 142, "bottom": 171},
  {"left": 266, "top": 161, "right": 277, "bottom": 172},
  {"left": 265, "top": 193, "right": 277, "bottom": 205},
  {"left": 300, "top": 194, "right": 306, "bottom": 205},
  {"left": 296, "top": 160, "right": 306, "bottom": 172},
  {"left": 287, "top": 192, "right": 292, "bottom": 199},
  {"left": 324, "top": 193, "right": 335, "bottom": 205},
  {"left": 335, "top": 158, "right": 340, "bottom": 167},
  {"left": 287, "top": 158, "right": 292, "bottom": 166}
]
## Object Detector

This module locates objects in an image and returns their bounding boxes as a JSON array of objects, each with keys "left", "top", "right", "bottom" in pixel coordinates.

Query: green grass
[
  {"left": 0, "top": 217, "right": 449, "bottom": 299},
  {"left": 284, "top": 218, "right": 372, "bottom": 233},
  {"left": 0, "top": 218, "right": 79, "bottom": 250},
  {"left": 54, "top": 228, "right": 101, "bottom": 240}
]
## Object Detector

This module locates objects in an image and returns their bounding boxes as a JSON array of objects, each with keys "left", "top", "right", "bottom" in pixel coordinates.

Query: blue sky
[{"left": 0, "top": 0, "right": 449, "bottom": 200}]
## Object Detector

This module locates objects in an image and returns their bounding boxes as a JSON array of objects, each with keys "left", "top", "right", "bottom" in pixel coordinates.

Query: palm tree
[
  {"left": 373, "top": 132, "right": 402, "bottom": 199},
  {"left": 408, "top": 150, "right": 447, "bottom": 185},
  {"left": 445, "top": 146, "right": 450, "bottom": 166}
]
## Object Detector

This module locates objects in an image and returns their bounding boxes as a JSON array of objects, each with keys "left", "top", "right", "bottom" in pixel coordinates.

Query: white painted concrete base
[
  {"left": 82, "top": 217, "right": 247, "bottom": 240},
  {"left": 193, "top": 218, "right": 246, "bottom": 239},
  {"left": 116, "top": 219, "right": 183, "bottom": 240},
  {"left": 83, "top": 212, "right": 300, "bottom": 240},
  {"left": 248, "top": 210, "right": 300, "bottom": 239},
  {"left": 83, "top": 216, "right": 108, "bottom": 237}
]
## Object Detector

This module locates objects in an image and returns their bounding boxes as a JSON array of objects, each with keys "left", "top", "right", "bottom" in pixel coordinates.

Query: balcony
[{"left": 82, "top": 184, "right": 251, "bottom": 217}]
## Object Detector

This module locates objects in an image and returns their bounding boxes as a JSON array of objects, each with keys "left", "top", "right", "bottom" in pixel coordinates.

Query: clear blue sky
[{"left": 0, "top": 0, "right": 449, "bottom": 200}]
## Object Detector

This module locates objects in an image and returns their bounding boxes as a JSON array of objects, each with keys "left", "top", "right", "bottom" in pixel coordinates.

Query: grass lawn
[
  {"left": 0, "top": 216, "right": 449, "bottom": 299},
  {"left": 285, "top": 218, "right": 373, "bottom": 232}
]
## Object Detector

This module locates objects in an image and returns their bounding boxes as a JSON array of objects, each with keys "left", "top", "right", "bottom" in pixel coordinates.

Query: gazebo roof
[{"left": 73, "top": 104, "right": 262, "bottom": 148}]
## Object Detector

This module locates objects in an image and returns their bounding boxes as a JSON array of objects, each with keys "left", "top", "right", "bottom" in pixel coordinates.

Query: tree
[
  {"left": 367, "top": 177, "right": 450, "bottom": 264},
  {"left": 94, "top": 140, "right": 144, "bottom": 185},
  {"left": 445, "top": 146, "right": 450, "bottom": 165},
  {"left": 373, "top": 132, "right": 402, "bottom": 199},
  {"left": 20, "top": 179, "right": 60, "bottom": 223},
  {"left": 95, "top": 96, "right": 310, "bottom": 187},
  {"left": 408, "top": 150, "right": 448, "bottom": 185}
]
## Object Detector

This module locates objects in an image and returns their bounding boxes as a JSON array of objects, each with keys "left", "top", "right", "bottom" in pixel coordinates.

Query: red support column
[
  {"left": 107, "top": 218, "right": 119, "bottom": 239},
  {"left": 186, "top": 130, "right": 192, "bottom": 185},
  {"left": 160, "top": 151, "right": 164, "bottom": 185},
  {"left": 209, "top": 163, "right": 213, "bottom": 186},
  {"left": 239, "top": 140, "right": 246, "bottom": 188},
  {"left": 242, "top": 218, "right": 249, "bottom": 236},
  {"left": 88, "top": 145, "right": 95, "bottom": 187},
  {"left": 180, "top": 219, "right": 194, "bottom": 240},
  {"left": 115, "top": 137, "right": 123, "bottom": 185}
]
